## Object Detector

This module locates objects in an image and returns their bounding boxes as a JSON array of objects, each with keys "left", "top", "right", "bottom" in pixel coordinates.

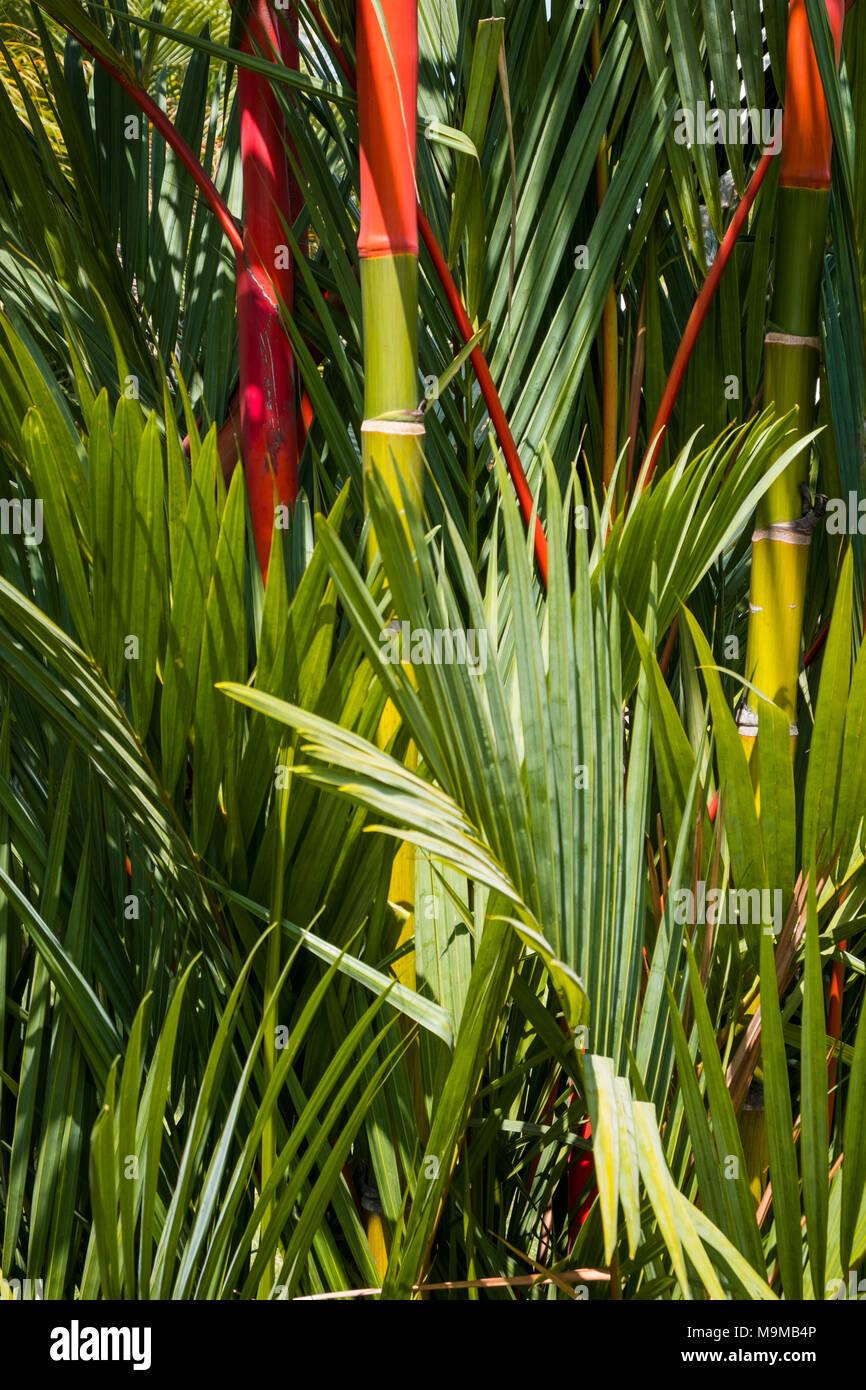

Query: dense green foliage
[{"left": 0, "top": 0, "right": 865, "bottom": 1299}]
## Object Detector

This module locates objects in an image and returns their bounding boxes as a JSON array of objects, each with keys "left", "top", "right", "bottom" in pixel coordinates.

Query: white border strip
[
  {"left": 764, "top": 332, "right": 821, "bottom": 350},
  {"left": 736, "top": 703, "right": 797, "bottom": 738},
  {"left": 752, "top": 522, "right": 812, "bottom": 546},
  {"left": 361, "top": 419, "right": 425, "bottom": 437}
]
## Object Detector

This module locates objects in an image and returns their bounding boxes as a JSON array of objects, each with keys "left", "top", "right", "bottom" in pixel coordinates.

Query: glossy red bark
[{"left": 238, "top": 1, "right": 300, "bottom": 577}]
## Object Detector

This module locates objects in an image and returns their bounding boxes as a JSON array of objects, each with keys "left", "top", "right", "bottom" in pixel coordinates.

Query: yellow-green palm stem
[
  {"left": 361, "top": 254, "right": 424, "bottom": 899},
  {"left": 739, "top": 185, "right": 827, "bottom": 1190},
  {"left": 365, "top": 1209, "right": 390, "bottom": 1278},
  {"left": 742, "top": 188, "right": 828, "bottom": 762},
  {"left": 741, "top": 1089, "right": 770, "bottom": 1203},
  {"left": 375, "top": 700, "right": 427, "bottom": 1134},
  {"left": 376, "top": 704, "right": 418, "bottom": 985},
  {"left": 361, "top": 250, "right": 427, "bottom": 1249},
  {"left": 745, "top": 535, "right": 812, "bottom": 730},
  {"left": 361, "top": 254, "right": 424, "bottom": 556}
]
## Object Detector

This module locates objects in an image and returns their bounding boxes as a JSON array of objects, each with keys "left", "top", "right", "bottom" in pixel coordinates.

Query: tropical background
[{"left": 0, "top": 0, "right": 864, "bottom": 1301}]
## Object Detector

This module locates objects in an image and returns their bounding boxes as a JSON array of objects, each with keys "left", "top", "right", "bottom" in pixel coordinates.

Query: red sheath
[
  {"left": 780, "top": 0, "right": 845, "bottom": 189},
  {"left": 356, "top": 0, "right": 418, "bottom": 259}
]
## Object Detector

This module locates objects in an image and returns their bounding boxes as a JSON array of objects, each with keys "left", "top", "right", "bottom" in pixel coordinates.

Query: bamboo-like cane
[
  {"left": 237, "top": 0, "right": 300, "bottom": 579},
  {"left": 741, "top": 0, "right": 845, "bottom": 756},
  {"left": 307, "top": 1, "right": 549, "bottom": 583},
  {"left": 738, "top": 0, "right": 844, "bottom": 1202},
  {"left": 357, "top": 0, "right": 424, "bottom": 532},
  {"left": 356, "top": 0, "right": 424, "bottom": 1274}
]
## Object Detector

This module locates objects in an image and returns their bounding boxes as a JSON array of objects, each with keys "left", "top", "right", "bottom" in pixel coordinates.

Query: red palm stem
[{"left": 237, "top": 1, "right": 300, "bottom": 578}]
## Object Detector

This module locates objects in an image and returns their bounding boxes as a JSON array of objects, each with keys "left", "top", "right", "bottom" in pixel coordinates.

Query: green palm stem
[
  {"left": 742, "top": 0, "right": 844, "bottom": 765},
  {"left": 742, "top": 7, "right": 839, "bottom": 750},
  {"left": 738, "top": 0, "right": 845, "bottom": 1202},
  {"left": 356, "top": 0, "right": 424, "bottom": 1273},
  {"left": 740, "top": 199, "right": 827, "bottom": 749}
]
